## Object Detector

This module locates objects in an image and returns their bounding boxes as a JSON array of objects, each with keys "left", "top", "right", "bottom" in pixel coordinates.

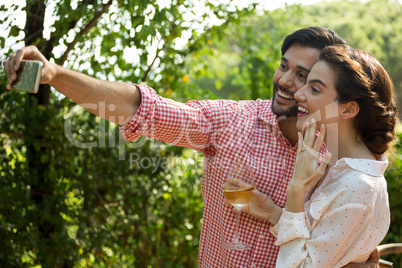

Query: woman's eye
[{"left": 311, "top": 87, "right": 319, "bottom": 93}]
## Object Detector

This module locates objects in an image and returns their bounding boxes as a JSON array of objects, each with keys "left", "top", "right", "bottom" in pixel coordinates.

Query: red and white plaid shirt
[{"left": 120, "top": 84, "right": 299, "bottom": 268}]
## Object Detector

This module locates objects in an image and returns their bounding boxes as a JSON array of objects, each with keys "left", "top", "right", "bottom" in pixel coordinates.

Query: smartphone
[{"left": 11, "top": 60, "right": 43, "bottom": 94}]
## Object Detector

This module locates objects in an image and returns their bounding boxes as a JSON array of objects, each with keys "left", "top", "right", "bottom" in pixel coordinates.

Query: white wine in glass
[
  {"left": 222, "top": 163, "right": 255, "bottom": 250},
  {"left": 224, "top": 185, "right": 255, "bottom": 209}
]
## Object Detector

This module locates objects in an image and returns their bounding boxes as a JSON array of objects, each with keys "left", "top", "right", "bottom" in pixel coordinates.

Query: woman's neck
[{"left": 325, "top": 122, "right": 375, "bottom": 164}]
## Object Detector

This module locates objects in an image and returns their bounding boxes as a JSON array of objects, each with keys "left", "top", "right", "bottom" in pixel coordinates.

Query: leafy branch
[{"left": 59, "top": 0, "right": 113, "bottom": 65}]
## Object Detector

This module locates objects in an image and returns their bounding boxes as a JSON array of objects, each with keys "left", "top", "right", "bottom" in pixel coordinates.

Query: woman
[{"left": 272, "top": 44, "right": 397, "bottom": 267}]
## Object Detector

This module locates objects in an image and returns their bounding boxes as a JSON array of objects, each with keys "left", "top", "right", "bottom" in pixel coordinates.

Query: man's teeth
[
  {"left": 278, "top": 90, "right": 294, "bottom": 100},
  {"left": 298, "top": 106, "right": 309, "bottom": 114}
]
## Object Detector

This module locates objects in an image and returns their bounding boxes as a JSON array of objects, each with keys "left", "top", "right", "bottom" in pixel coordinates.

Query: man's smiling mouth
[{"left": 278, "top": 89, "right": 295, "bottom": 100}]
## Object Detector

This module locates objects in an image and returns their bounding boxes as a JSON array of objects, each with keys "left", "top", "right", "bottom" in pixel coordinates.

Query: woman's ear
[{"left": 341, "top": 101, "right": 360, "bottom": 119}]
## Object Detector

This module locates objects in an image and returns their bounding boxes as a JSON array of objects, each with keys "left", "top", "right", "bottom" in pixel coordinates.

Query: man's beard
[{"left": 271, "top": 82, "right": 299, "bottom": 118}]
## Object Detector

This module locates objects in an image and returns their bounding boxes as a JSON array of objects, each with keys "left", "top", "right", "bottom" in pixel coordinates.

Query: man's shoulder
[
  {"left": 187, "top": 98, "right": 272, "bottom": 113},
  {"left": 255, "top": 98, "right": 276, "bottom": 124},
  {"left": 239, "top": 98, "right": 273, "bottom": 111}
]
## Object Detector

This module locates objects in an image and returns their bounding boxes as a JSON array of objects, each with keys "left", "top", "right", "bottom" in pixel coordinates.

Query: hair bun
[{"left": 363, "top": 101, "right": 398, "bottom": 155}]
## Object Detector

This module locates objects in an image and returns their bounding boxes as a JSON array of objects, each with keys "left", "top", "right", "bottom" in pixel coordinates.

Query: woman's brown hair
[{"left": 319, "top": 45, "right": 397, "bottom": 156}]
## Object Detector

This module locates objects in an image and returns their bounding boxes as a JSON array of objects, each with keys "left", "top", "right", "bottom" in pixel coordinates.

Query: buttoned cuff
[
  {"left": 270, "top": 220, "right": 279, "bottom": 238},
  {"left": 274, "top": 209, "right": 310, "bottom": 246}
]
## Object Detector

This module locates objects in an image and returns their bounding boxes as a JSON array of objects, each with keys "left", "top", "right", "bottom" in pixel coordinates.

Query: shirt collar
[
  {"left": 258, "top": 99, "right": 298, "bottom": 149},
  {"left": 334, "top": 155, "right": 388, "bottom": 177},
  {"left": 258, "top": 99, "right": 278, "bottom": 126}
]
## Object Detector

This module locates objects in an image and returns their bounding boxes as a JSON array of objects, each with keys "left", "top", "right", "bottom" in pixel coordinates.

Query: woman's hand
[
  {"left": 240, "top": 190, "right": 283, "bottom": 226},
  {"left": 286, "top": 119, "right": 332, "bottom": 212},
  {"left": 223, "top": 186, "right": 283, "bottom": 226}
]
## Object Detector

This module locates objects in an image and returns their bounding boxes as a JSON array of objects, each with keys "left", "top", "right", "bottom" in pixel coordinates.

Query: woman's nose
[{"left": 294, "top": 86, "right": 306, "bottom": 102}]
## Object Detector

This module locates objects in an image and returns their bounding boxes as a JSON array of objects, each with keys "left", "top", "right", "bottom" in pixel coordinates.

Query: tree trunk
[{"left": 24, "top": 1, "right": 71, "bottom": 267}]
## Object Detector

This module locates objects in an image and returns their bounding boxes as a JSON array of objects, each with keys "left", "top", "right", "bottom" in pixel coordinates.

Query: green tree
[
  {"left": 190, "top": 0, "right": 402, "bottom": 103},
  {"left": 290, "top": 0, "right": 402, "bottom": 105},
  {"left": 2, "top": 0, "right": 402, "bottom": 266},
  {"left": 0, "top": 1, "right": 255, "bottom": 267},
  {"left": 186, "top": 4, "right": 305, "bottom": 101}
]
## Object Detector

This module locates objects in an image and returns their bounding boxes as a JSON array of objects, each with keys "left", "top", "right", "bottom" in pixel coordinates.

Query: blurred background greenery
[{"left": 0, "top": 0, "right": 401, "bottom": 267}]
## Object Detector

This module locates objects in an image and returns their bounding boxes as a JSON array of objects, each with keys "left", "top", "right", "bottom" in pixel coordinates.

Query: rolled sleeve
[
  {"left": 274, "top": 210, "right": 310, "bottom": 268},
  {"left": 119, "top": 84, "right": 157, "bottom": 142},
  {"left": 118, "top": 84, "right": 211, "bottom": 151}
]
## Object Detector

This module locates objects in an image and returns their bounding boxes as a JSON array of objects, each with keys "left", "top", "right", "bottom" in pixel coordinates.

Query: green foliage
[
  {"left": 382, "top": 128, "right": 402, "bottom": 266},
  {"left": 1, "top": 0, "right": 402, "bottom": 267},
  {"left": 188, "top": 0, "right": 402, "bottom": 104},
  {"left": 287, "top": 0, "right": 402, "bottom": 106},
  {"left": 0, "top": 0, "right": 255, "bottom": 267},
  {"left": 185, "top": 5, "right": 304, "bottom": 101}
]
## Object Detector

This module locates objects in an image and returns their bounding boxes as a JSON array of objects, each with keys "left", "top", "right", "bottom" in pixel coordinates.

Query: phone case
[{"left": 11, "top": 60, "right": 43, "bottom": 94}]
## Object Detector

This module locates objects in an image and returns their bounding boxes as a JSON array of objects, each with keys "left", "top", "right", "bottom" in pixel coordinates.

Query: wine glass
[{"left": 222, "top": 162, "right": 255, "bottom": 250}]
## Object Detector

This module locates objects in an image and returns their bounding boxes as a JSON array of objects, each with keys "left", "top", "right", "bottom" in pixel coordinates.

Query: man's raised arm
[{"left": 3, "top": 45, "right": 141, "bottom": 125}]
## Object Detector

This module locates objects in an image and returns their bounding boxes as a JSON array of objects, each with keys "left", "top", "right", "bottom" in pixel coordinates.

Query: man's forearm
[
  {"left": 50, "top": 65, "right": 141, "bottom": 125},
  {"left": 4, "top": 46, "right": 141, "bottom": 125}
]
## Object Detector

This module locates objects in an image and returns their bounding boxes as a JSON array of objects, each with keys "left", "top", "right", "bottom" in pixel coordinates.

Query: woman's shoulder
[{"left": 321, "top": 159, "right": 388, "bottom": 206}]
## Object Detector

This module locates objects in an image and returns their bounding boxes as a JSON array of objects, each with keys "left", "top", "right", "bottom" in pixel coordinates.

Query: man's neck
[{"left": 278, "top": 116, "right": 299, "bottom": 146}]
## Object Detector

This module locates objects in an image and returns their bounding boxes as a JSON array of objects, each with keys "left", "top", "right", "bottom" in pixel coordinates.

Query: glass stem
[{"left": 233, "top": 208, "right": 241, "bottom": 244}]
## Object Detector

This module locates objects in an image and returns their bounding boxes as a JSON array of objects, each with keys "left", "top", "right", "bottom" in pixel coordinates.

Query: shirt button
[
  {"left": 259, "top": 234, "right": 265, "bottom": 239},
  {"left": 282, "top": 179, "right": 287, "bottom": 184}
]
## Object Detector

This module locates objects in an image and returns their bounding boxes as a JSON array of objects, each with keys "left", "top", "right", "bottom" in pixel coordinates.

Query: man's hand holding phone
[
  {"left": 6, "top": 60, "right": 43, "bottom": 93},
  {"left": 3, "top": 46, "right": 54, "bottom": 93}
]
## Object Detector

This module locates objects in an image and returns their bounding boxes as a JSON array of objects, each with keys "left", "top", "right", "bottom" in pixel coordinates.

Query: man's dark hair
[{"left": 281, "top": 26, "right": 346, "bottom": 56}]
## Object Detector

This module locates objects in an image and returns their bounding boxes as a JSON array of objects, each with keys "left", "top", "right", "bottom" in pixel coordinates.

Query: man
[{"left": 4, "top": 27, "right": 378, "bottom": 267}]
